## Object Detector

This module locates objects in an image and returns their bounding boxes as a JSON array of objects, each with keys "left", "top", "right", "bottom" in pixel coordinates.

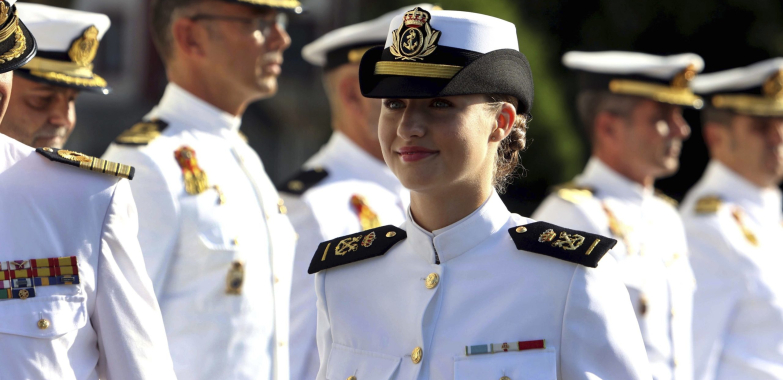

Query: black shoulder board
[
  {"left": 114, "top": 119, "right": 169, "bottom": 146},
  {"left": 36, "top": 147, "right": 135, "bottom": 180},
  {"left": 508, "top": 221, "right": 616, "bottom": 268},
  {"left": 553, "top": 181, "right": 595, "bottom": 205},
  {"left": 308, "top": 225, "right": 406, "bottom": 274},
  {"left": 278, "top": 167, "right": 329, "bottom": 195}
]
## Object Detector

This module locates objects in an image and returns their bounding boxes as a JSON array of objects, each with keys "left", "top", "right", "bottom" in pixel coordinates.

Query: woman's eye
[
  {"left": 431, "top": 99, "right": 452, "bottom": 108},
  {"left": 384, "top": 100, "right": 405, "bottom": 109}
]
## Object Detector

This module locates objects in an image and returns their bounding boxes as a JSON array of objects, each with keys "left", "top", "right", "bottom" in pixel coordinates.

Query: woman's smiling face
[{"left": 378, "top": 94, "right": 502, "bottom": 194}]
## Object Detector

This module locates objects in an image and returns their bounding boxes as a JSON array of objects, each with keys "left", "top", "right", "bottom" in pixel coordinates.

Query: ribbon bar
[
  {"left": 0, "top": 287, "right": 36, "bottom": 300},
  {"left": 466, "top": 340, "right": 546, "bottom": 356},
  {"left": 2, "top": 275, "right": 81, "bottom": 289},
  {"left": 1, "top": 256, "right": 78, "bottom": 270}
]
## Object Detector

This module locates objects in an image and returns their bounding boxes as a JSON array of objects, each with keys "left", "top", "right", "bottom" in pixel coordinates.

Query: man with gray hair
[{"left": 102, "top": 0, "right": 302, "bottom": 378}]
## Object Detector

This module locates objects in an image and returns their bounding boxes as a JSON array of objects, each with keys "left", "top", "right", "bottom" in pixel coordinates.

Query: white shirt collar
[
  {"left": 151, "top": 83, "right": 243, "bottom": 134},
  {"left": 406, "top": 191, "right": 511, "bottom": 264},
  {"left": 305, "top": 131, "right": 403, "bottom": 196},
  {"left": 701, "top": 159, "right": 782, "bottom": 222},
  {"left": 577, "top": 156, "right": 654, "bottom": 204}
]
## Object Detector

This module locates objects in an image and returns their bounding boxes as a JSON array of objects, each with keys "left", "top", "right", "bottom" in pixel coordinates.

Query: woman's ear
[{"left": 490, "top": 103, "right": 517, "bottom": 142}]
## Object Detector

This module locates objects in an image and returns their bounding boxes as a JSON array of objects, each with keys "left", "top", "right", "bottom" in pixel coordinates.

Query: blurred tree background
[{"left": 45, "top": 0, "right": 783, "bottom": 216}]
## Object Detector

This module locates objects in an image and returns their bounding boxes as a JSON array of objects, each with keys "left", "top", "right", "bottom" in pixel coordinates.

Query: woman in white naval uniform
[{"left": 308, "top": 8, "right": 651, "bottom": 380}]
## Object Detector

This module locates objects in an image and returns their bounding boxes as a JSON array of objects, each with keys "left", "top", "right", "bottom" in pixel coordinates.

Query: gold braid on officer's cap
[{"left": 0, "top": 3, "right": 26, "bottom": 64}]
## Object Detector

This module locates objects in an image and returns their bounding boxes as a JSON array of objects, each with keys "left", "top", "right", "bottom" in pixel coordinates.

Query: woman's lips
[{"left": 397, "top": 146, "right": 438, "bottom": 162}]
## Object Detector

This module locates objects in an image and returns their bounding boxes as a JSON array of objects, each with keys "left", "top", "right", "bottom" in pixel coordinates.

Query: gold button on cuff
[
  {"left": 425, "top": 273, "right": 439, "bottom": 289},
  {"left": 411, "top": 346, "right": 423, "bottom": 364},
  {"left": 37, "top": 318, "right": 50, "bottom": 330},
  {"left": 386, "top": 231, "right": 397, "bottom": 238},
  {"left": 515, "top": 226, "right": 527, "bottom": 233}
]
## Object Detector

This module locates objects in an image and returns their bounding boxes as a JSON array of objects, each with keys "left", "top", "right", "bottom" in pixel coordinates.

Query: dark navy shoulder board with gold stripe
[
  {"left": 308, "top": 225, "right": 406, "bottom": 274},
  {"left": 278, "top": 167, "right": 329, "bottom": 195},
  {"left": 114, "top": 119, "right": 169, "bottom": 146},
  {"left": 36, "top": 147, "right": 135, "bottom": 180},
  {"left": 508, "top": 221, "right": 616, "bottom": 268}
]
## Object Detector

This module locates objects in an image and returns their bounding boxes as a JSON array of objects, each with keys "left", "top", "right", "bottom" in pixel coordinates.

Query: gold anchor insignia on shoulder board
[
  {"left": 390, "top": 7, "right": 441, "bottom": 61},
  {"left": 539, "top": 228, "right": 587, "bottom": 251},
  {"left": 335, "top": 235, "right": 363, "bottom": 256}
]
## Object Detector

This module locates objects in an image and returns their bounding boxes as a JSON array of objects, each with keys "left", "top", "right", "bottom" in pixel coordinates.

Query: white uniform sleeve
[
  {"left": 686, "top": 219, "right": 744, "bottom": 380},
  {"left": 560, "top": 257, "right": 652, "bottom": 380},
  {"left": 92, "top": 180, "right": 177, "bottom": 380},
  {"left": 286, "top": 194, "right": 326, "bottom": 380},
  {"left": 532, "top": 196, "right": 603, "bottom": 233},
  {"left": 103, "top": 148, "right": 180, "bottom": 296},
  {"left": 315, "top": 271, "right": 333, "bottom": 380}
]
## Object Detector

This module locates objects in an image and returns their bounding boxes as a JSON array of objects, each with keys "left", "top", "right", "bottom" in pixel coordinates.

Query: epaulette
[
  {"left": 553, "top": 181, "right": 595, "bottom": 204},
  {"left": 695, "top": 195, "right": 722, "bottom": 214},
  {"left": 308, "top": 225, "right": 406, "bottom": 274},
  {"left": 508, "top": 221, "right": 617, "bottom": 268},
  {"left": 278, "top": 167, "right": 329, "bottom": 195},
  {"left": 36, "top": 147, "right": 135, "bottom": 180},
  {"left": 655, "top": 189, "right": 679, "bottom": 207},
  {"left": 114, "top": 119, "right": 168, "bottom": 146}
]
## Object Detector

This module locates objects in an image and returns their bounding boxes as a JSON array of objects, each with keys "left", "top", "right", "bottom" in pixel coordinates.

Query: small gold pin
[
  {"left": 386, "top": 231, "right": 397, "bottom": 238},
  {"left": 277, "top": 198, "right": 287, "bottom": 214},
  {"left": 515, "top": 226, "right": 527, "bottom": 233}
]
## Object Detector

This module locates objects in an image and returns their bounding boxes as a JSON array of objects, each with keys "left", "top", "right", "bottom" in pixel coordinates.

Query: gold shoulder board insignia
[
  {"left": 508, "top": 221, "right": 617, "bottom": 268},
  {"left": 308, "top": 225, "right": 406, "bottom": 274},
  {"left": 115, "top": 119, "right": 169, "bottom": 146},
  {"left": 554, "top": 182, "right": 595, "bottom": 204},
  {"left": 277, "top": 167, "right": 329, "bottom": 195},
  {"left": 655, "top": 189, "right": 679, "bottom": 207},
  {"left": 695, "top": 195, "right": 722, "bottom": 214},
  {"left": 36, "top": 147, "right": 135, "bottom": 180}
]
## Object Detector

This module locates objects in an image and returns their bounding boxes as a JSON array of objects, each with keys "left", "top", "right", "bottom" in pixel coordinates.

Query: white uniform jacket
[
  {"left": 315, "top": 192, "right": 651, "bottom": 380},
  {"left": 284, "top": 132, "right": 409, "bottom": 380},
  {"left": 533, "top": 157, "right": 695, "bottom": 380},
  {"left": 102, "top": 83, "right": 296, "bottom": 380},
  {"left": 0, "top": 134, "right": 175, "bottom": 379},
  {"left": 681, "top": 160, "right": 783, "bottom": 380}
]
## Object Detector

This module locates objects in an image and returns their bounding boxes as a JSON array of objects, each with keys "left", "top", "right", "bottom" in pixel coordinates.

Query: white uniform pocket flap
[
  {"left": 0, "top": 294, "right": 87, "bottom": 338},
  {"left": 327, "top": 343, "right": 401, "bottom": 380},
  {"left": 454, "top": 349, "right": 557, "bottom": 380}
]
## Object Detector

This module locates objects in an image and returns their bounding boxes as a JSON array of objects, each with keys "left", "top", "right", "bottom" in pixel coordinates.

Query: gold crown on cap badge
[
  {"left": 69, "top": 26, "right": 99, "bottom": 68},
  {"left": 390, "top": 7, "right": 441, "bottom": 61},
  {"left": 671, "top": 64, "right": 698, "bottom": 89}
]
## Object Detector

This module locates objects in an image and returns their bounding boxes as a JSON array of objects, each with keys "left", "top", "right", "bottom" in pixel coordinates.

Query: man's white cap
[
  {"left": 302, "top": 4, "right": 439, "bottom": 69},
  {"left": 15, "top": 3, "right": 111, "bottom": 94},
  {"left": 692, "top": 58, "right": 783, "bottom": 117},
  {"left": 563, "top": 51, "right": 705, "bottom": 108}
]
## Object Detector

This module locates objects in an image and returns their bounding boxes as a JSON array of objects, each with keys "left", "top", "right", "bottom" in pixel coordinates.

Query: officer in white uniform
[
  {"left": 683, "top": 59, "right": 783, "bottom": 380},
  {"left": 286, "top": 6, "right": 440, "bottom": 378},
  {"left": 312, "top": 9, "right": 651, "bottom": 379},
  {"left": 102, "top": 0, "right": 301, "bottom": 379},
  {"left": 533, "top": 51, "right": 702, "bottom": 380},
  {"left": 0, "top": 1, "right": 176, "bottom": 377},
  {"left": 0, "top": 3, "right": 111, "bottom": 149}
]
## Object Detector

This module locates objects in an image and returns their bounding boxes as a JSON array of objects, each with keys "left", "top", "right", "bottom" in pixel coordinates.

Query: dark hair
[
  {"left": 702, "top": 105, "right": 735, "bottom": 127},
  {"left": 150, "top": 0, "right": 206, "bottom": 63},
  {"left": 576, "top": 90, "right": 642, "bottom": 140},
  {"left": 485, "top": 94, "right": 530, "bottom": 193}
]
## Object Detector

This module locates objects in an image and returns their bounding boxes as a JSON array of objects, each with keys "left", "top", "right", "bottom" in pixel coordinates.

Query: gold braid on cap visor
[
  {"left": 0, "top": 13, "right": 26, "bottom": 64},
  {"left": 609, "top": 79, "right": 704, "bottom": 109},
  {"left": 23, "top": 57, "right": 107, "bottom": 88},
  {"left": 711, "top": 94, "right": 783, "bottom": 117},
  {"left": 375, "top": 61, "right": 463, "bottom": 79},
  {"left": 236, "top": 0, "right": 301, "bottom": 8}
]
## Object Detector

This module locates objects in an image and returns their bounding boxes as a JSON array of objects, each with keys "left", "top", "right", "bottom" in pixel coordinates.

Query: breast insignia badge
[
  {"left": 0, "top": 256, "right": 80, "bottom": 301},
  {"left": 731, "top": 208, "right": 759, "bottom": 246},
  {"left": 36, "top": 147, "right": 135, "bottom": 180},
  {"left": 174, "top": 146, "right": 209, "bottom": 195},
  {"left": 509, "top": 221, "right": 617, "bottom": 268},
  {"left": 350, "top": 194, "right": 381, "bottom": 231},
  {"left": 308, "top": 225, "right": 406, "bottom": 274},
  {"left": 225, "top": 260, "right": 245, "bottom": 295}
]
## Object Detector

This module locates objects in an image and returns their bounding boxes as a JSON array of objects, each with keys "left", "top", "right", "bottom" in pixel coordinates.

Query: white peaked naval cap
[
  {"left": 302, "top": 4, "right": 439, "bottom": 68},
  {"left": 562, "top": 50, "right": 705, "bottom": 108},
  {"left": 692, "top": 58, "right": 783, "bottom": 117},
  {"left": 15, "top": 3, "right": 111, "bottom": 94}
]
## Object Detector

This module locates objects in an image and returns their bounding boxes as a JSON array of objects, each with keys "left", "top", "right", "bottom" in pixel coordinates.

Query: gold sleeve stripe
[
  {"left": 375, "top": 61, "right": 463, "bottom": 79},
  {"left": 79, "top": 157, "right": 133, "bottom": 180}
]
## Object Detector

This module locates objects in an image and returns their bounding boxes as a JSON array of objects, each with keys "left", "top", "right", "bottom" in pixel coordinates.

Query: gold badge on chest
[
  {"left": 226, "top": 260, "right": 245, "bottom": 295},
  {"left": 174, "top": 146, "right": 209, "bottom": 195}
]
